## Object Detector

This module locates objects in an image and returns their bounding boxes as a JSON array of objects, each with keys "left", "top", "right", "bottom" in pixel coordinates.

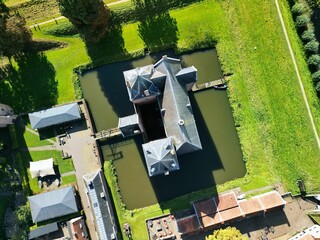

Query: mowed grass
[{"left": 9, "top": 0, "right": 320, "bottom": 238}]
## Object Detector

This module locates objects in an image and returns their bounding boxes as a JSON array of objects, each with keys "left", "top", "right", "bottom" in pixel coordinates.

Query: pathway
[
  {"left": 29, "top": 0, "right": 130, "bottom": 28},
  {"left": 61, "top": 170, "right": 76, "bottom": 177},
  {"left": 275, "top": 0, "right": 320, "bottom": 149}
]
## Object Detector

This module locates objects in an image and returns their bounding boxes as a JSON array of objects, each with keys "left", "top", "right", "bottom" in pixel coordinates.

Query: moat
[{"left": 79, "top": 49, "right": 246, "bottom": 209}]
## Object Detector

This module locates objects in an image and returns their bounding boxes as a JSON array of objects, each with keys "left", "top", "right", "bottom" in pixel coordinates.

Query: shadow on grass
[
  {"left": 0, "top": 52, "right": 57, "bottom": 113},
  {"left": 138, "top": 12, "right": 179, "bottom": 52},
  {"left": 85, "top": 14, "right": 129, "bottom": 67}
]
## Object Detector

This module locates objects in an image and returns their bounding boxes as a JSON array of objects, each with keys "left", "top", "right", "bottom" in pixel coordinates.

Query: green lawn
[
  {"left": 24, "top": 150, "right": 75, "bottom": 174},
  {"left": 61, "top": 174, "right": 77, "bottom": 185},
  {"left": 3, "top": 0, "right": 320, "bottom": 238}
]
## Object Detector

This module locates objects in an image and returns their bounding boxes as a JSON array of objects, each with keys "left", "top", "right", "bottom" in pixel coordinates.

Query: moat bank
[{"left": 79, "top": 49, "right": 246, "bottom": 209}]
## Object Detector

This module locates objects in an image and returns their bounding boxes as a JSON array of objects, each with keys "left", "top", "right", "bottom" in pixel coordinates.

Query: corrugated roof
[
  {"left": 29, "top": 103, "right": 81, "bottom": 129},
  {"left": 83, "top": 170, "right": 117, "bottom": 240},
  {"left": 28, "top": 186, "right": 78, "bottom": 223},
  {"left": 28, "top": 222, "right": 58, "bottom": 239},
  {"left": 142, "top": 137, "right": 179, "bottom": 176}
]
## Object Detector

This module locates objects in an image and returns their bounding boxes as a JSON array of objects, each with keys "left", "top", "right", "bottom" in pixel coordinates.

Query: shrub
[
  {"left": 312, "top": 70, "right": 320, "bottom": 82},
  {"left": 304, "top": 40, "right": 319, "bottom": 53},
  {"left": 295, "top": 15, "right": 310, "bottom": 27},
  {"left": 315, "top": 81, "right": 320, "bottom": 92},
  {"left": 302, "top": 29, "right": 315, "bottom": 42},
  {"left": 307, "top": 54, "right": 320, "bottom": 66},
  {"left": 291, "top": 3, "right": 305, "bottom": 15}
]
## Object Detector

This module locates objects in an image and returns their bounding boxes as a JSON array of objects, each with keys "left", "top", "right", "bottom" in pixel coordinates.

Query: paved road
[{"left": 275, "top": 0, "right": 320, "bottom": 149}]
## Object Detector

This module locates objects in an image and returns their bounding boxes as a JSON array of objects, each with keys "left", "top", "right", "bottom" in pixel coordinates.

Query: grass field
[{"left": 2, "top": 0, "right": 320, "bottom": 238}]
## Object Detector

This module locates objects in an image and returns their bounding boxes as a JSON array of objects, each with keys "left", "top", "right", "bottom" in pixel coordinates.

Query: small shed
[
  {"left": 29, "top": 103, "right": 81, "bottom": 129},
  {"left": 142, "top": 137, "right": 180, "bottom": 177},
  {"left": 118, "top": 114, "right": 141, "bottom": 137},
  {"left": 29, "top": 158, "right": 55, "bottom": 179},
  {"left": 28, "top": 222, "right": 58, "bottom": 240}
]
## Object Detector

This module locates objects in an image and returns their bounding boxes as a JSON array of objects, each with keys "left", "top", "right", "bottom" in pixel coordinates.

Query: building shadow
[
  {"left": 0, "top": 52, "right": 57, "bottom": 113},
  {"left": 132, "top": 92, "right": 222, "bottom": 206},
  {"left": 85, "top": 13, "right": 129, "bottom": 67}
]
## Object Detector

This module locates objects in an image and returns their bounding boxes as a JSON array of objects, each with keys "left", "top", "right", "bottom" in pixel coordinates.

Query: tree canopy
[
  {"left": 0, "top": 13, "right": 32, "bottom": 58},
  {"left": 57, "top": 0, "right": 110, "bottom": 42},
  {"left": 206, "top": 227, "right": 247, "bottom": 240}
]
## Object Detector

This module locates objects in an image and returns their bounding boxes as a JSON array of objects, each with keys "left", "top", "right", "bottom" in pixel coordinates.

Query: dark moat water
[{"left": 79, "top": 49, "right": 246, "bottom": 209}]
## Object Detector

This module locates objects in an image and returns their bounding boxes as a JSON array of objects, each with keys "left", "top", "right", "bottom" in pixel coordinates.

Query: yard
[{"left": 1, "top": 0, "right": 320, "bottom": 239}]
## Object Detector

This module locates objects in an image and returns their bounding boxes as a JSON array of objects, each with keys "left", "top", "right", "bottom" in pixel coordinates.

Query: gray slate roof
[
  {"left": 28, "top": 222, "right": 58, "bottom": 239},
  {"left": 29, "top": 103, "right": 81, "bottom": 129},
  {"left": 28, "top": 186, "right": 78, "bottom": 223},
  {"left": 83, "top": 170, "right": 117, "bottom": 240},
  {"left": 123, "top": 65, "right": 160, "bottom": 102},
  {"left": 155, "top": 56, "right": 202, "bottom": 155},
  {"left": 142, "top": 137, "right": 179, "bottom": 176}
]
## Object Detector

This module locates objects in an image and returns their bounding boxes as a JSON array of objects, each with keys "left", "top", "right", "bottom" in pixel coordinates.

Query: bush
[
  {"left": 295, "top": 15, "right": 310, "bottom": 27},
  {"left": 302, "top": 29, "right": 315, "bottom": 42},
  {"left": 315, "top": 81, "right": 320, "bottom": 92},
  {"left": 307, "top": 54, "right": 320, "bottom": 66},
  {"left": 312, "top": 70, "right": 320, "bottom": 82},
  {"left": 291, "top": 3, "right": 305, "bottom": 15},
  {"left": 304, "top": 40, "right": 319, "bottom": 53}
]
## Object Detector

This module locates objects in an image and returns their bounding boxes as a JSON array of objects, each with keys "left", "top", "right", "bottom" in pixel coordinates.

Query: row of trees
[{"left": 292, "top": 2, "right": 320, "bottom": 94}]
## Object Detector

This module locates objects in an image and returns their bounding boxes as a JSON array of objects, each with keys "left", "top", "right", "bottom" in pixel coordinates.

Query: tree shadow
[
  {"left": 85, "top": 13, "right": 129, "bottom": 66},
  {"left": 311, "top": 6, "right": 320, "bottom": 44},
  {"left": 0, "top": 52, "right": 57, "bottom": 113},
  {"left": 138, "top": 12, "right": 179, "bottom": 52}
]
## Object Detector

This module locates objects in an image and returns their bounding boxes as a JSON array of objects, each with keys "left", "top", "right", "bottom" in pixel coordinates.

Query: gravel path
[{"left": 275, "top": 0, "right": 320, "bottom": 149}]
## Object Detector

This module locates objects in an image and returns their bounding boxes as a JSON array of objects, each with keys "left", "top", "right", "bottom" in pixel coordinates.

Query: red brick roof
[
  {"left": 239, "top": 198, "right": 264, "bottom": 215},
  {"left": 201, "top": 213, "right": 222, "bottom": 228},
  {"left": 258, "top": 191, "right": 286, "bottom": 210},
  {"left": 214, "top": 192, "right": 238, "bottom": 211},
  {"left": 176, "top": 215, "right": 200, "bottom": 234},
  {"left": 194, "top": 198, "right": 217, "bottom": 218}
]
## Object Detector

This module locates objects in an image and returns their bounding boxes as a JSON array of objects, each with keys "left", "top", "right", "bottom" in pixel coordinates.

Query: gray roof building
[
  {"left": 118, "top": 114, "right": 141, "bottom": 137},
  {"left": 142, "top": 137, "right": 180, "bottom": 176},
  {"left": 28, "top": 186, "right": 78, "bottom": 223},
  {"left": 83, "top": 170, "right": 117, "bottom": 240},
  {"left": 122, "top": 56, "right": 202, "bottom": 176},
  {"left": 28, "top": 103, "right": 81, "bottom": 129},
  {"left": 28, "top": 222, "right": 58, "bottom": 240},
  {"left": 155, "top": 56, "right": 202, "bottom": 155},
  {"left": 123, "top": 65, "right": 160, "bottom": 103}
]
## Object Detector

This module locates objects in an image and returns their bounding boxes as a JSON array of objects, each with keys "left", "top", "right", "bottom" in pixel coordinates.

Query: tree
[
  {"left": 307, "top": 54, "right": 320, "bottom": 66},
  {"left": 315, "top": 81, "right": 320, "bottom": 92},
  {"left": 57, "top": 0, "right": 110, "bottom": 42},
  {"left": 11, "top": 203, "right": 31, "bottom": 240},
  {"left": 302, "top": 29, "right": 315, "bottom": 42},
  {"left": 0, "top": 13, "right": 32, "bottom": 59},
  {"left": 206, "top": 227, "right": 247, "bottom": 240},
  {"left": 304, "top": 40, "right": 319, "bottom": 53},
  {"left": 291, "top": 3, "right": 305, "bottom": 15},
  {"left": 312, "top": 70, "right": 320, "bottom": 82},
  {"left": 295, "top": 15, "right": 310, "bottom": 27}
]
